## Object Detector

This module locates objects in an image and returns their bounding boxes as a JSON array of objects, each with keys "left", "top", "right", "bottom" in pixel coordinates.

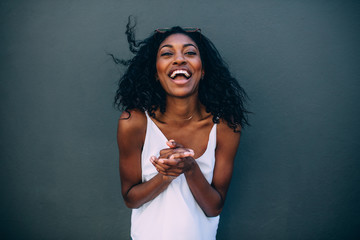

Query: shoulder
[
  {"left": 216, "top": 119, "right": 241, "bottom": 149},
  {"left": 118, "top": 109, "right": 146, "bottom": 129},
  {"left": 117, "top": 109, "right": 147, "bottom": 146}
]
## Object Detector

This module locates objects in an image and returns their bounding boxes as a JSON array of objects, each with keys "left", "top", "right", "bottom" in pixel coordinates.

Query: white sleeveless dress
[{"left": 130, "top": 112, "right": 219, "bottom": 240}]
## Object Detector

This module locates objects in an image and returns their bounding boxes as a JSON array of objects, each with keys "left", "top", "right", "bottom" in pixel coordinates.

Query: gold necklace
[
  {"left": 165, "top": 113, "right": 194, "bottom": 121},
  {"left": 184, "top": 115, "right": 193, "bottom": 121}
]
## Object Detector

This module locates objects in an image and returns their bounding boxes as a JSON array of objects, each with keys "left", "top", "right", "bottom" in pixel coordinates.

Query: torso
[
  {"left": 119, "top": 107, "right": 241, "bottom": 240},
  {"left": 131, "top": 110, "right": 219, "bottom": 240}
]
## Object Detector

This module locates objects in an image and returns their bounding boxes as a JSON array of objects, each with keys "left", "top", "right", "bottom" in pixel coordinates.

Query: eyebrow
[{"left": 159, "top": 43, "right": 198, "bottom": 50}]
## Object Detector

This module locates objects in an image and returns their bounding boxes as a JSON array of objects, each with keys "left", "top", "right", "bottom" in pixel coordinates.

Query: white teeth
[{"left": 170, "top": 70, "right": 191, "bottom": 79}]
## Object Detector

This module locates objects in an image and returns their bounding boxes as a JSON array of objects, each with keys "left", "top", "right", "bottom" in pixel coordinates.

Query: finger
[
  {"left": 157, "top": 158, "right": 171, "bottom": 164},
  {"left": 166, "top": 139, "right": 177, "bottom": 148},
  {"left": 159, "top": 148, "right": 185, "bottom": 159},
  {"left": 160, "top": 157, "right": 183, "bottom": 166},
  {"left": 158, "top": 157, "right": 180, "bottom": 164},
  {"left": 150, "top": 156, "right": 157, "bottom": 164},
  {"left": 173, "top": 148, "right": 194, "bottom": 155},
  {"left": 166, "top": 139, "right": 184, "bottom": 148},
  {"left": 159, "top": 148, "right": 182, "bottom": 159},
  {"left": 150, "top": 156, "right": 170, "bottom": 171},
  {"left": 150, "top": 156, "right": 163, "bottom": 171},
  {"left": 159, "top": 148, "right": 173, "bottom": 157},
  {"left": 157, "top": 160, "right": 173, "bottom": 170},
  {"left": 169, "top": 151, "right": 194, "bottom": 160},
  {"left": 159, "top": 147, "right": 194, "bottom": 159}
]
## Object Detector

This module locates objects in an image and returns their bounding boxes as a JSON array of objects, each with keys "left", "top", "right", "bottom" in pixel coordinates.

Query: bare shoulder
[
  {"left": 117, "top": 109, "right": 147, "bottom": 147},
  {"left": 118, "top": 109, "right": 146, "bottom": 130},
  {"left": 216, "top": 119, "right": 241, "bottom": 149}
]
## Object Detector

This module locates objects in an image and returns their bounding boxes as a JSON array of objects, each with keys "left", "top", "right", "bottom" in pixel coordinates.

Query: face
[{"left": 156, "top": 33, "right": 203, "bottom": 98}]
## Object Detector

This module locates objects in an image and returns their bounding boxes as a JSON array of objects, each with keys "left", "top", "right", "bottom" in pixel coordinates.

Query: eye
[
  {"left": 160, "top": 52, "right": 173, "bottom": 57},
  {"left": 185, "top": 51, "right": 197, "bottom": 56}
]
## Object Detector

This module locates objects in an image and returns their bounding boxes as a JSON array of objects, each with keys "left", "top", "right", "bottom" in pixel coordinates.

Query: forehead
[{"left": 159, "top": 33, "right": 198, "bottom": 49}]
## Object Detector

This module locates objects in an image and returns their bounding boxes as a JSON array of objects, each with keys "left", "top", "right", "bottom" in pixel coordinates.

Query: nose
[{"left": 173, "top": 52, "right": 186, "bottom": 65}]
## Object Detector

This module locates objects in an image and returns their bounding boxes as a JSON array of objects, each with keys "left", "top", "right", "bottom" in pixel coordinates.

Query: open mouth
[{"left": 168, "top": 69, "right": 192, "bottom": 79}]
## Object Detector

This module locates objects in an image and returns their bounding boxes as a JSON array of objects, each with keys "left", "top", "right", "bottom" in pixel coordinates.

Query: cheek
[
  {"left": 156, "top": 60, "right": 167, "bottom": 76},
  {"left": 194, "top": 63, "right": 203, "bottom": 76},
  {"left": 194, "top": 57, "right": 203, "bottom": 70}
]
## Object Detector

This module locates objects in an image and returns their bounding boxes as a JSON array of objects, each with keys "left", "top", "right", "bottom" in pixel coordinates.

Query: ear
[
  {"left": 201, "top": 70, "right": 205, "bottom": 79},
  {"left": 155, "top": 73, "right": 159, "bottom": 81}
]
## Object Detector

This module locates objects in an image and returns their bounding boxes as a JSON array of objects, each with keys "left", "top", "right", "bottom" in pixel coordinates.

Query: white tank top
[{"left": 130, "top": 112, "right": 219, "bottom": 240}]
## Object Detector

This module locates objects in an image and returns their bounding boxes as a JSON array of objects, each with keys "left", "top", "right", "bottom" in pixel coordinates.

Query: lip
[{"left": 170, "top": 77, "right": 190, "bottom": 85}]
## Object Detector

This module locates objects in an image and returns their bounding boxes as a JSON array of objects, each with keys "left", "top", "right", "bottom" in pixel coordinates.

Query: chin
[{"left": 167, "top": 88, "right": 198, "bottom": 98}]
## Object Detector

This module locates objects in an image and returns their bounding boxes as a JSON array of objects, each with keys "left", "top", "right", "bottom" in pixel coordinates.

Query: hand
[
  {"left": 150, "top": 140, "right": 195, "bottom": 177},
  {"left": 157, "top": 139, "right": 187, "bottom": 158}
]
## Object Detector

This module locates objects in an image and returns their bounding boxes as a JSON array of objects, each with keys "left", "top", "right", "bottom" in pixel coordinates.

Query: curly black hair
[{"left": 112, "top": 17, "right": 250, "bottom": 131}]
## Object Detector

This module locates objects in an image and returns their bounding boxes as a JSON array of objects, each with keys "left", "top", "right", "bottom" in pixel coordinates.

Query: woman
[{"left": 114, "top": 19, "right": 249, "bottom": 240}]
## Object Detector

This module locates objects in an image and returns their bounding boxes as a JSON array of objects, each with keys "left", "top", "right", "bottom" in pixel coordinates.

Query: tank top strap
[
  {"left": 208, "top": 123, "right": 217, "bottom": 150},
  {"left": 144, "top": 111, "right": 168, "bottom": 142}
]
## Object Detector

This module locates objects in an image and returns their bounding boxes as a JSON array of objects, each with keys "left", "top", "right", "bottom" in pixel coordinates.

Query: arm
[
  {"left": 186, "top": 121, "right": 240, "bottom": 217},
  {"left": 152, "top": 121, "right": 241, "bottom": 217},
  {"left": 118, "top": 110, "right": 175, "bottom": 209}
]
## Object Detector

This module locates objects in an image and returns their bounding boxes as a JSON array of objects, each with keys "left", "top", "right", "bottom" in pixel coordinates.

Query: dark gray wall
[{"left": 1, "top": 0, "right": 359, "bottom": 239}]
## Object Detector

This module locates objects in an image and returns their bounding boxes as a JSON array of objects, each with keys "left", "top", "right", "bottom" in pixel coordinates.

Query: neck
[{"left": 162, "top": 95, "right": 201, "bottom": 123}]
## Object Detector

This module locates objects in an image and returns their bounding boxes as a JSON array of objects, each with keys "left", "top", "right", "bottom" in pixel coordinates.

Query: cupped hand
[{"left": 150, "top": 140, "right": 196, "bottom": 177}]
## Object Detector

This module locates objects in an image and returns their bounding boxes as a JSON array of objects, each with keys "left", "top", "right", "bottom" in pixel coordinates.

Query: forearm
[
  {"left": 184, "top": 162, "right": 224, "bottom": 217},
  {"left": 123, "top": 174, "right": 173, "bottom": 209}
]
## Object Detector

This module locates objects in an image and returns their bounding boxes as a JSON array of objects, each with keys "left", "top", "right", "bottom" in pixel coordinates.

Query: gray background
[{"left": 1, "top": 0, "right": 359, "bottom": 239}]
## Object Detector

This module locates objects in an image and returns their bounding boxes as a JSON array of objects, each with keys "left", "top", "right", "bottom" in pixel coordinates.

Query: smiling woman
[
  {"left": 156, "top": 34, "right": 203, "bottom": 98},
  {"left": 112, "top": 17, "right": 250, "bottom": 240}
]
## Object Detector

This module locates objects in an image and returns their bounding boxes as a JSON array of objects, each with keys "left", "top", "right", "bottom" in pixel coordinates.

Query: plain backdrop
[{"left": 1, "top": 0, "right": 359, "bottom": 239}]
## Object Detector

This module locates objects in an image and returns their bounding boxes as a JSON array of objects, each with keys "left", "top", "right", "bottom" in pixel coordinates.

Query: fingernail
[{"left": 159, "top": 159, "right": 164, "bottom": 163}]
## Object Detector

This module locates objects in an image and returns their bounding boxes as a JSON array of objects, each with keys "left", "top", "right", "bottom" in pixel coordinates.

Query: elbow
[
  {"left": 124, "top": 201, "right": 142, "bottom": 209},
  {"left": 124, "top": 200, "right": 136, "bottom": 209},
  {"left": 123, "top": 197, "right": 142, "bottom": 209},
  {"left": 125, "top": 203, "right": 141, "bottom": 209},
  {"left": 204, "top": 197, "right": 224, "bottom": 217},
  {"left": 122, "top": 188, "right": 143, "bottom": 209},
  {"left": 122, "top": 193, "right": 141, "bottom": 209},
  {"left": 204, "top": 207, "right": 223, "bottom": 217}
]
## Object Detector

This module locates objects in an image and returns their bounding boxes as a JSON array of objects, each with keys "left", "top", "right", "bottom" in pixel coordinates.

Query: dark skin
[{"left": 117, "top": 34, "right": 241, "bottom": 217}]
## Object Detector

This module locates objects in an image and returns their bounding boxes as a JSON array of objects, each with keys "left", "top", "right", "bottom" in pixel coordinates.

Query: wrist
[
  {"left": 161, "top": 174, "right": 176, "bottom": 183},
  {"left": 184, "top": 157, "right": 196, "bottom": 174}
]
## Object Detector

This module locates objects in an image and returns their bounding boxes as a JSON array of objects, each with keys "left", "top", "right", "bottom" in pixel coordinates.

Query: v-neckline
[{"left": 147, "top": 113, "right": 215, "bottom": 160}]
